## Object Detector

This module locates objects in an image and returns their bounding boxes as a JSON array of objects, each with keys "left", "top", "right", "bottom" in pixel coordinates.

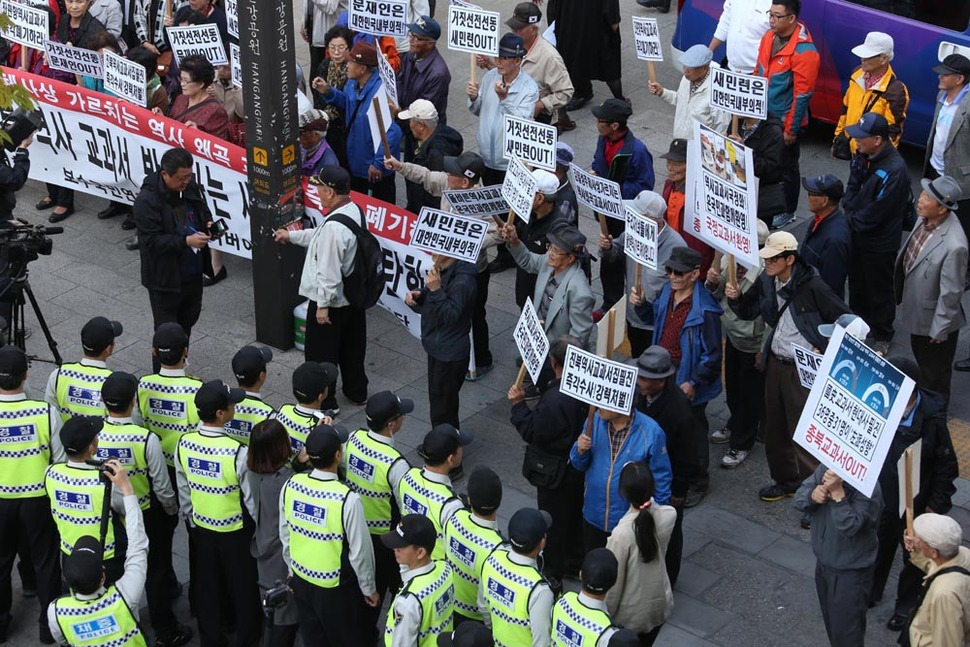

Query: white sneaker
[
  {"left": 711, "top": 427, "right": 730, "bottom": 444},
  {"left": 721, "top": 449, "right": 749, "bottom": 469}
]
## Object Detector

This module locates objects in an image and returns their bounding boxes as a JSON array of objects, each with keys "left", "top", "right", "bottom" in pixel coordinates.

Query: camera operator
[{"left": 0, "top": 134, "right": 31, "bottom": 221}]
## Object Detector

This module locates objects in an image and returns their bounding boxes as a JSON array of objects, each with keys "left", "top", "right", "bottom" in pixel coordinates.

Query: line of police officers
[{"left": 0, "top": 315, "right": 640, "bottom": 647}]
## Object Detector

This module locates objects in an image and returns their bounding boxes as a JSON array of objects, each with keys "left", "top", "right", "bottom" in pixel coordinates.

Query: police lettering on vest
[
  {"left": 345, "top": 429, "right": 406, "bottom": 535},
  {"left": 551, "top": 591, "right": 614, "bottom": 647},
  {"left": 282, "top": 473, "right": 350, "bottom": 588},
  {"left": 138, "top": 373, "right": 202, "bottom": 466},
  {"left": 45, "top": 464, "right": 117, "bottom": 558},
  {"left": 481, "top": 547, "right": 545, "bottom": 647},
  {"left": 0, "top": 399, "right": 54, "bottom": 499},
  {"left": 54, "top": 585, "right": 146, "bottom": 646},
  {"left": 96, "top": 422, "right": 152, "bottom": 509},
  {"left": 398, "top": 468, "right": 461, "bottom": 560},
  {"left": 54, "top": 363, "right": 112, "bottom": 421},
  {"left": 224, "top": 395, "right": 275, "bottom": 446},
  {"left": 444, "top": 509, "right": 503, "bottom": 621},
  {"left": 175, "top": 431, "right": 244, "bottom": 532}
]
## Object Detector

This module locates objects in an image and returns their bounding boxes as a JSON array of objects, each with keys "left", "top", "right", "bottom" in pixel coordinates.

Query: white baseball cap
[
  {"left": 851, "top": 32, "right": 894, "bottom": 60},
  {"left": 532, "top": 169, "right": 559, "bottom": 197},
  {"left": 398, "top": 99, "right": 438, "bottom": 121}
]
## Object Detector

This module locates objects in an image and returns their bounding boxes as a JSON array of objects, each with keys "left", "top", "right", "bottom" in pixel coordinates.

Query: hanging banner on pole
[
  {"left": 624, "top": 207, "right": 658, "bottom": 270},
  {"left": 631, "top": 17, "right": 663, "bottom": 61},
  {"left": 513, "top": 298, "right": 549, "bottom": 385},
  {"left": 569, "top": 163, "right": 624, "bottom": 220},
  {"left": 410, "top": 207, "right": 489, "bottom": 263},
  {"left": 348, "top": 0, "right": 409, "bottom": 37},
  {"left": 104, "top": 51, "right": 147, "bottom": 107},
  {"left": 167, "top": 24, "right": 228, "bottom": 66},
  {"left": 561, "top": 345, "right": 638, "bottom": 414},
  {"left": 501, "top": 157, "right": 537, "bottom": 222},
  {"left": 447, "top": 5, "right": 500, "bottom": 56},
  {"left": 503, "top": 115, "right": 556, "bottom": 171},
  {"left": 710, "top": 67, "right": 768, "bottom": 119}
]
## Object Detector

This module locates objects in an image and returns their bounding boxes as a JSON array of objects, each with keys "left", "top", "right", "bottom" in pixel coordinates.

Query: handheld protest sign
[
  {"left": 569, "top": 163, "right": 624, "bottom": 236},
  {"left": 792, "top": 343, "right": 823, "bottom": 389},
  {"left": 167, "top": 24, "right": 228, "bottom": 66},
  {"left": 368, "top": 89, "right": 393, "bottom": 157},
  {"left": 794, "top": 326, "right": 916, "bottom": 497},
  {"left": 43, "top": 41, "right": 103, "bottom": 78},
  {"left": 443, "top": 185, "right": 507, "bottom": 218},
  {"left": 503, "top": 115, "right": 557, "bottom": 171},
  {"left": 623, "top": 206, "right": 659, "bottom": 271},
  {"left": 104, "top": 50, "right": 147, "bottom": 107},
  {"left": 512, "top": 298, "right": 549, "bottom": 386},
  {"left": 225, "top": 0, "right": 238, "bottom": 39},
  {"left": 595, "top": 296, "right": 626, "bottom": 359},
  {"left": 409, "top": 207, "right": 489, "bottom": 263},
  {"left": 710, "top": 67, "right": 768, "bottom": 120},
  {"left": 348, "top": 0, "right": 409, "bottom": 36},
  {"left": 447, "top": 4, "right": 500, "bottom": 56},
  {"left": 561, "top": 344, "right": 637, "bottom": 415},
  {"left": 1, "top": 0, "right": 48, "bottom": 53},
  {"left": 501, "top": 157, "right": 537, "bottom": 225},
  {"left": 631, "top": 17, "right": 662, "bottom": 83},
  {"left": 897, "top": 439, "right": 921, "bottom": 533},
  {"left": 377, "top": 52, "right": 398, "bottom": 108},
  {"left": 230, "top": 43, "right": 242, "bottom": 88}
]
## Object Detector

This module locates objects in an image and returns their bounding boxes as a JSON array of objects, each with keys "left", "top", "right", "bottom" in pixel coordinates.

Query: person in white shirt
[{"left": 707, "top": 0, "right": 772, "bottom": 73}]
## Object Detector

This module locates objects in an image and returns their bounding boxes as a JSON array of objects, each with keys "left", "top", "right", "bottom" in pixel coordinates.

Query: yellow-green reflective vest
[
  {"left": 53, "top": 585, "right": 146, "bottom": 646},
  {"left": 282, "top": 473, "right": 348, "bottom": 588},
  {"left": 551, "top": 591, "right": 614, "bottom": 647},
  {"left": 345, "top": 429, "right": 405, "bottom": 535},
  {"left": 384, "top": 560, "right": 455, "bottom": 647},
  {"left": 96, "top": 421, "right": 151, "bottom": 510},
  {"left": 398, "top": 468, "right": 459, "bottom": 560},
  {"left": 275, "top": 404, "right": 321, "bottom": 455},
  {"left": 444, "top": 510, "right": 504, "bottom": 621},
  {"left": 53, "top": 362, "right": 111, "bottom": 422},
  {"left": 137, "top": 374, "right": 201, "bottom": 466},
  {"left": 0, "top": 399, "right": 54, "bottom": 499},
  {"left": 224, "top": 395, "right": 275, "bottom": 446},
  {"left": 481, "top": 547, "right": 544, "bottom": 647},
  {"left": 45, "top": 464, "right": 116, "bottom": 558},
  {"left": 176, "top": 432, "right": 243, "bottom": 532}
]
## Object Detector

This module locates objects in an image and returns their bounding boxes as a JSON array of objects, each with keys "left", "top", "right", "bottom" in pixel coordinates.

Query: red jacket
[{"left": 755, "top": 23, "right": 820, "bottom": 137}]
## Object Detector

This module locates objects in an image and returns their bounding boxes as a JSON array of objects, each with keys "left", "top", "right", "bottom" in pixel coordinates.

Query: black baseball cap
[
  {"left": 437, "top": 622, "right": 493, "bottom": 647},
  {"left": 304, "top": 423, "right": 350, "bottom": 461},
  {"left": 152, "top": 322, "right": 188, "bottom": 357},
  {"left": 0, "top": 345, "right": 27, "bottom": 380},
  {"left": 801, "top": 174, "right": 844, "bottom": 200},
  {"left": 309, "top": 165, "right": 351, "bottom": 194},
  {"left": 417, "top": 424, "right": 474, "bottom": 463},
  {"left": 497, "top": 33, "right": 526, "bottom": 58},
  {"left": 581, "top": 548, "right": 618, "bottom": 593},
  {"left": 195, "top": 380, "right": 245, "bottom": 418},
  {"left": 443, "top": 151, "right": 486, "bottom": 183},
  {"left": 381, "top": 513, "right": 437, "bottom": 552},
  {"left": 506, "top": 2, "right": 542, "bottom": 29},
  {"left": 292, "top": 362, "right": 337, "bottom": 402},
  {"left": 591, "top": 98, "right": 632, "bottom": 124},
  {"left": 659, "top": 138, "right": 687, "bottom": 162},
  {"left": 81, "top": 316, "right": 123, "bottom": 355},
  {"left": 365, "top": 390, "right": 414, "bottom": 430},
  {"left": 665, "top": 246, "right": 702, "bottom": 273},
  {"left": 232, "top": 345, "right": 273, "bottom": 384},
  {"left": 845, "top": 112, "right": 889, "bottom": 139},
  {"left": 466, "top": 466, "right": 502, "bottom": 513},
  {"left": 63, "top": 536, "right": 104, "bottom": 594},
  {"left": 507, "top": 507, "right": 551, "bottom": 552},
  {"left": 61, "top": 415, "right": 104, "bottom": 455},
  {"left": 101, "top": 371, "right": 138, "bottom": 409},
  {"left": 932, "top": 54, "right": 970, "bottom": 78}
]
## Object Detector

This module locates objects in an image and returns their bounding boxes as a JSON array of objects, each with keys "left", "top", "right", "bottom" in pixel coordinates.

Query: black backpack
[{"left": 326, "top": 211, "right": 386, "bottom": 309}]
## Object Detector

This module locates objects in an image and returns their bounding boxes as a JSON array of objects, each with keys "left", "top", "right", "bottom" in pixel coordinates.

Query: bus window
[{"left": 842, "top": 0, "right": 970, "bottom": 32}]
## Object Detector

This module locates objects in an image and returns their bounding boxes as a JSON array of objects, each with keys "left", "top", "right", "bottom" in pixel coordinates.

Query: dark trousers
[
  {"left": 690, "top": 403, "right": 709, "bottom": 492},
  {"left": 350, "top": 174, "right": 396, "bottom": 205},
  {"left": 764, "top": 356, "right": 818, "bottom": 490},
  {"left": 515, "top": 267, "right": 537, "bottom": 311},
  {"left": 637, "top": 626, "right": 663, "bottom": 646},
  {"left": 291, "top": 576, "right": 364, "bottom": 647},
  {"left": 0, "top": 496, "right": 61, "bottom": 635},
  {"left": 582, "top": 520, "right": 609, "bottom": 553},
  {"left": 360, "top": 533, "right": 401, "bottom": 643},
  {"left": 44, "top": 182, "right": 74, "bottom": 208},
  {"left": 665, "top": 504, "right": 684, "bottom": 587},
  {"left": 192, "top": 526, "right": 261, "bottom": 647},
  {"left": 428, "top": 355, "right": 468, "bottom": 427},
  {"left": 848, "top": 247, "right": 896, "bottom": 342},
  {"left": 570, "top": 74, "right": 593, "bottom": 100},
  {"left": 536, "top": 467, "right": 585, "bottom": 580},
  {"left": 815, "top": 562, "right": 872, "bottom": 647},
  {"left": 627, "top": 324, "right": 652, "bottom": 361},
  {"left": 911, "top": 332, "right": 958, "bottom": 410},
  {"left": 472, "top": 268, "right": 493, "bottom": 367},
  {"left": 148, "top": 278, "right": 204, "bottom": 371},
  {"left": 600, "top": 217, "right": 626, "bottom": 309},
  {"left": 144, "top": 503, "right": 180, "bottom": 637},
  {"left": 780, "top": 138, "right": 801, "bottom": 214},
  {"left": 305, "top": 302, "right": 369, "bottom": 406},
  {"left": 724, "top": 339, "right": 764, "bottom": 452},
  {"left": 871, "top": 509, "right": 922, "bottom": 617},
  {"left": 262, "top": 620, "right": 298, "bottom": 647}
]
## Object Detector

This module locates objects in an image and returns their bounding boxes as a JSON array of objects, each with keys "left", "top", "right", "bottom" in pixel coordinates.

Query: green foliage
[{"left": 0, "top": 10, "right": 38, "bottom": 145}]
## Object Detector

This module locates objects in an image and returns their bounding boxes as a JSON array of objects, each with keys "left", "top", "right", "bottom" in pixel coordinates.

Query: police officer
[
  {"left": 46, "top": 461, "right": 147, "bottom": 647},
  {"left": 46, "top": 417, "right": 127, "bottom": 582},
  {"left": 551, "top": 548, "right": 619, "bottom": 646},
  {"left": 226, "top": 345, "right": 277, "bottom": 445},
  {"left": 478, "top": 508, "right": 554, "bottom": 647},
  {"left": 174, "top": 380, "right": 260, "bottom": 647},
  {"left": 398, "top": 425, "right": 471, "bottom": 560},
  {"left": 383, "top": 514, "right": 456, "bottom": 646},
  {"left": 280, "top": 424, "right": 379, "bottom": 645},
  {"left": 445, "top": 466, "right": 504, "bottom": 624},
  {"left": 275, "top": 362, "right": 337, "bottom": 455},
  {"left": 343, "top": 390, "right": 414, "bottom": 637},
  {"left": 99, "top": 372, "right": 192, "bottom": 647},
  {"left": 0, "top": 345, "right": 63, "bottom": 645},
  {"left": 44, "top": 316, "right": 124, "bottom": 421}
]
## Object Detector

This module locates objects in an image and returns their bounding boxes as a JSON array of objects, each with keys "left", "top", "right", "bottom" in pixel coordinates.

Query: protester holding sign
[
  {"left": 659, "top": 138, "right": 715, "bottom": 277},
  {"left": 396, "top": 99, "right": 463, "bottom": 213},
  {"left": 166, "top": 55, "right": 230, "bottom": 139},
  {"left": 730, "top": 115, "right": 788, "bottom": 228},
  {"left": 647, "top": 45, "right": 729, "bottom": 140},
  {"left": 510, "top": 170, "right": 569, "bottom": 309}
]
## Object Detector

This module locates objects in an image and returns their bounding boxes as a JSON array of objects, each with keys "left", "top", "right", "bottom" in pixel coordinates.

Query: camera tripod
[{"left": 0, "top": 265, "right": 62, "bottom": 365}]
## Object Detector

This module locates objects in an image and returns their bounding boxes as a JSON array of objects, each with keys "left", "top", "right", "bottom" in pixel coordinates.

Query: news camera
[{"left": 0, "top": 222, "right": 63, "bottom": 268}]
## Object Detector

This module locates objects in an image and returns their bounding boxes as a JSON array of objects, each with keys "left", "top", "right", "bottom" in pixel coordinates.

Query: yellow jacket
[{"left": 834, "top": 64, "right": 909, "bottom": 154}]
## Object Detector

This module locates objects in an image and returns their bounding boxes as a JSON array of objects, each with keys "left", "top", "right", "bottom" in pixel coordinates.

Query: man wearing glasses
[
  {"left": 396, "top": 17, "right": 451, "bottom": 125},
  {"left": 725, "top": 232, "right": 849, "bottom": 508}
]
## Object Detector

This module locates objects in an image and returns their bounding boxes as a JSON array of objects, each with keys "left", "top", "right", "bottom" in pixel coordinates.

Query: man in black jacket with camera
[{"left": 0, "top": 134, "right": 31, "bottom": 221}]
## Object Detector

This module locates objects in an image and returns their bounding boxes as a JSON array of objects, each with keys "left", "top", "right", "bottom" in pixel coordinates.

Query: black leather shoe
[
  {"left": 121, "top": 215, "right": 136, "bottom": 230},
  {"left": 564, "top": 94, "right": 594, "bottom": 111},
  {"left": 48, "top": 206, "right": 74, "bottom": 223},
  {"left": 887, "top": 614, "right": 908, "bottom": 632},
  {"left": 97, "top": 204, "right": 126, "bottom": 219},
  {"left": 203, "top": 266, "right": 227, "bottom": 287},
  {"left": 955, "top": 358, "right": 970, "bottom": 372},
  {"left": 125, "top": 236, "right": 139, "bottom": 251},
  {"left": 636, "top": 0, "right": 670, "bottom": 9}
]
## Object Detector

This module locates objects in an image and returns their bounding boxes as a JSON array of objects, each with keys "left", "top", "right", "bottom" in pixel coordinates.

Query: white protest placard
[
  {"left": 624, "top": 207, "right": 659, "bottom": 270},
  {"left": 409, "top": 207, "right": 489, "bottom": 263},
  {"left": 166, "top": 24, "right": 228, "bottom": 66},
  {"left": 43, "top": 41, "right": 103, "bottom": 77},
  {"left": 447, "top": 5, "right": 500, "bottom": 56},
  {"left": 1, "top": 0, "right": 48, "bottom": 50},
  {"left": 348, "top": 0, "right": 408, "bottom": 37},
  {"left": 569, "top": 163, "right": 625, "bottom": 220},
  {"left": 103, "top": 51, "right": 147, "bottom": 107},
  {"left": 225, "top": 0, "right": 238, "bottom": 39},
  {"left": 366, "top": 85, "right": 393, "bottom": 155},
  {"left": 794, "top": 327, "right": 915, "bottom": 498},
  {"left": 503, "top": 115, "right": 556, "bottom": 171},
  {"left": 229, "top": 43, "right": 241, "bottom": 88},
  {"left": 444, "top": 185, "right": 507, "bottom": 217},
  {"left": 377, "top": 52, "right": 398, "bottom": 108},
  {"left": 513, "top": 298, "right": 549, "bottom": 384},
  {"left": 686, "top": 121, "right": 759, "bottom": 268},
  {"left": 792, "top": 343, "right": 823, "bottom": 389},
  {"left": 450, "top": 0, "right": 480, "bottom": 8},
  {"left": 501, "top": 157, "right": 537, "bottom": 222},
  {"left": 897, "top": 439, "right": 922, "bottom": 517},
  {"left": 561, "top": 345, "right": 638, "bottom": 415},
  {"left": 710, "top": 67, "right": 768, "bottom": 120},
  {"left": 595, "top": 295, "right": 627, "bottom": 357},
  {"left": 631, "top": 17, "right": 663, "bottom": 61}
]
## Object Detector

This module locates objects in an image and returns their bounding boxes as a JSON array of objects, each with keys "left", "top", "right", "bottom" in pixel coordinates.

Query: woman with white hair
[{"left": 298, "top": 109, "right": 338, "bottom": 177}]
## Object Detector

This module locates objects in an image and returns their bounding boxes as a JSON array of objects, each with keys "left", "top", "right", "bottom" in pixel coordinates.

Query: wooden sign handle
[
  {"left": 731, "top": 114, "right": 739, "bottom": 137},
  {"left": 20, "top": 45, "right": 27, "bottom": 72},
  {"left": 647, "top": 61, "right": 656, "bottom": 84},
  {"left": 470, "top": 53, "right": 477, "bottom": 84},
  {"left": 506, "top": 208, "right": 516, "bottom": 227},
  {"left": 634, "top": 263, "right": 643, "bottom": 292},
  {"left": 597, "top": 213, "right": 608, "bottom": 236},
  {"left": 726, "top": 254, "right": 737, "bottom": 287},
  {"left": 905, "top": 448, "right": 915, "bottom": 536},
  {"left": 512, "top": 363, "right": 528, "bottom": 389},
  {"left": 605, "top": 308, "right": 616, "bottom": 360},
  {"left": 583, "top": 405, "right": 596, "bottom": 437},
  {"left": 372, "top": 97, "right": 391, "bottom": 160}
]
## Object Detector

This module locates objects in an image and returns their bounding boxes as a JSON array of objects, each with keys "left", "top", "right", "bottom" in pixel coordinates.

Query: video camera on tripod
[{"left": 0, "top": 222, "right": 62, "bottom": 268}]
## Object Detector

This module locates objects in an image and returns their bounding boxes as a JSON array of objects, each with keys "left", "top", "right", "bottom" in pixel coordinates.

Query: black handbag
[
  {"left": 521, "top": 445, "right": 567, "bottom": 489},
  {"left": 831, "top": 133, "right": 853, "bottom": 160}
]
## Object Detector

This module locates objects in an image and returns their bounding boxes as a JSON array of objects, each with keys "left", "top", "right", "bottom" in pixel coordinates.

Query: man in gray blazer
[{"left": 894, "top": 175, "right": 967, "bottom": 408}]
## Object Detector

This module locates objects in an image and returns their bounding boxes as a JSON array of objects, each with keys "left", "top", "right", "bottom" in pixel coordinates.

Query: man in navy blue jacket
[{"left": 800, "top": 174, "right": 850, "bottom": 299}]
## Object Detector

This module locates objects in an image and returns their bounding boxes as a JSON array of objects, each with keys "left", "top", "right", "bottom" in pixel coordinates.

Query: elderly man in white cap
[
  {"left": 894, "top": 175, "right": 967, "bottom": 408},
  {"left": 648, "top": 44, "right": 730, "bottom": 140},
  {"left": 598, "top": 190, "right": 686, "bottom": 358},
  {"left": 832, "top": 32, "right": 909, "bottom": 159},
  {"left": 396, "top": 98, "right": 463, "bottom": 213},
  {"left": 904, "top": 512, "right": 970, "bottom": 645}
]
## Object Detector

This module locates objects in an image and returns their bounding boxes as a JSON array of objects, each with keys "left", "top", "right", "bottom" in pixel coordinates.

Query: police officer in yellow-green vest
[
  {"left": 0, "top": 345, "right": 64, "bottom": 645},
  {"left": 47, "top": 458, "right": 147, "bottom": 646},
  {"left": 550, "top": 548, "right": 620, "bottom": 646},
  {"left": 383, "top": 514, "right": 455, "bottom": 646},
  {"left": 280, "top": 423, "right": 378, "bottom": 646},
  {"left": 44, "top": 316, "right": 124, "bottom": 423},
  {"left": 436, "top": 622, "right": 495, "bottom": 646},
  {"left": 276, "top": 361, "right": 337, "bottom": 455},
  {"left": 478, "top": 508, "right": 555, "bottom": 647},
  {"left": 226, "top": 345, "right": 277, "bottom": 445},
  {"left": 174, "top": 380, "right": 260, "bottom": 647}
]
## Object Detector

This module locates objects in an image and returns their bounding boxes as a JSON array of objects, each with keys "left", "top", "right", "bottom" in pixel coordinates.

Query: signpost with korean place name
[
  {"left": 794, "top": 326, "right": 915, "bottom": 497},
  {"left": 443, "top": 185, "right": 507, "bottom": 218},
  {"left": 1, "top": 0, "right": 47, "bottom": 61},
  {"left": 561, "top": 345, "right": 638, "bottom": 416},
  {"left": 710, "top": 67, "right": 768, "bottom": 120},
  {"left": 569, "top": 163, "right": 624, "bottom": 236},
  {"left": 512, "top": 298, "right": 549, "bottom": 386},
  {"left": 409, "top": 208, "right": 489, "bottom": 263},
  {"left": 503, "top": 115, "right": 556, "bottom": 171},
  {"left": 502, "top": 156, "right": 537, "bottom": 225},
  {"left": 43, "top": 41, "right": 103, "bottom": 77},
  {"left": 104, "top": 50, "right": 147, "bottom": 107},
  {"left": 631, "top": 16, "right": 662, "bottom": 83},
  {"left": 349, "top": 0, "right": 408, "bottom": 37},
  {"left": 167, "top": 24, "right": 228, "bottom": 66}
]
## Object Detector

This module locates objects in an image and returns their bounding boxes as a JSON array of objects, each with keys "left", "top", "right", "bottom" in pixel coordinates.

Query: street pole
[{"left": 239, "top": 0, "right": 305, "bottom": 348}]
